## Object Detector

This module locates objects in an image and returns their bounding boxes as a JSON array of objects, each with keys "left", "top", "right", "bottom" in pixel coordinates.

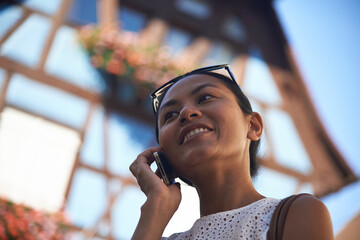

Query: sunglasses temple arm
[{"left": 226, "top": 66, "right": 237, "bottom": 83}]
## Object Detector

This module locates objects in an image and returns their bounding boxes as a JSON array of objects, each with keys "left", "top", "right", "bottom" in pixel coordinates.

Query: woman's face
[{"left": 157, "top": 74, "right": 252, "bottom": 179}]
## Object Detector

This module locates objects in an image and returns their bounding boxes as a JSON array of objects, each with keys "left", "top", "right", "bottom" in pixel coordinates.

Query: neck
[{"left": 193, "top": 168, "right": 264, "bottom": 217}]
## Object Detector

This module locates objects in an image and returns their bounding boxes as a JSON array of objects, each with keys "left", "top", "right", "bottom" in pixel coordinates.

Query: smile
[{"left": 183, "top": 127, "right": 211, "bottom": 144}]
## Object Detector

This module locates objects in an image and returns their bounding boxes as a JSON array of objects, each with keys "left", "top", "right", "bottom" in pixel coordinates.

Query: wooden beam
[
  {"left": 268, "top": 63, "right": 356, "bottom": 196},
  {"left": 20, "top": 4, "right": 51, "bottom": 18},
  {"left": 175, "top": 37, "right": 212, "bottom": 69},
  {"left": 268, "top": 66, "right": 343, "bottom": 195},
  {"left": 38, "top": 0, "right": 74, "bottom": 70},
  {"left": 0, "top": 8, "right": 31, "bottom": 50},
  {"left": 78, "top": 162, "right": 137, "bottom": 186},
  {"left": 0, "top": 56, "right": 101, "bottom": 103},
  {"left": 139, "top": 18, "right": 169, "bottom": 46},
  {"left": 258, "top": 157, "right": 313, "bottom": 184},
  {"left": 0, "top": 56, "right": 156, "bottom": 124},
  {"left": 0, "top": 71, "right": 11, "bottom": 113},
  {"left": 230, "top": 54, "right": 249, "bottom": 85},
  {"left": 68, "top": 224, "right": 108, "bottom": 239},
  {"left": 285, "top": 46, "right": 355, "bottom": 182},
  {"left": 19, "top": 4, "right": 78, "bottom": 29},
  {"left": 64, "top": 104, "right": 96, "bottom": 201},
  {"left": 97, "top": 0, "right": 119, "bottom": 27},
  {"left": 6, "top": 103, "right": 80, "bottom": 132}
]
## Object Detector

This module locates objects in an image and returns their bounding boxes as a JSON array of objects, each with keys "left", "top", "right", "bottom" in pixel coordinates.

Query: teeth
[{"left": 183, "top": 128, "right": 209, "bottom": 143}]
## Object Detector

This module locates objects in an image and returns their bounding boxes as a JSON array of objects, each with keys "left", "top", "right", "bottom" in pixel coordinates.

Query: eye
[
  {"left": 163, "top": 111, "right": 178, "bottom": 122},
  {"left": 198, "top": 94, "right": 213, "bottom": 103}
]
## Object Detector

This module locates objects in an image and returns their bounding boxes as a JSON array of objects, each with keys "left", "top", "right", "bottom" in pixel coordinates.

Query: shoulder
[{"left": 282, "top": 194, "right": 334, "bottom": 240}]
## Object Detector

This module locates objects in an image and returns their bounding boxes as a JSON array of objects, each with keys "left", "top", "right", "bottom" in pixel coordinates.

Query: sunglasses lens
[
  {"left": 209, "top": 67, "right": 233, "bottom": 80},
  {"left": 151, "top": 65, "right": 237, "bottom": 113}
]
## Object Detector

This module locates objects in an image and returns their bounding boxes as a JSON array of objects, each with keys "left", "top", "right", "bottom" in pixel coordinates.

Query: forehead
[{"left": 161, "top": 74, "right": 231, "bottom": 104}]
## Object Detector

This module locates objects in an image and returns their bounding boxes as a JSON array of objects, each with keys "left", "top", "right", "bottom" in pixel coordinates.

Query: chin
[{"left": 180, "top": 145, "right": 218, "bottom": 167}]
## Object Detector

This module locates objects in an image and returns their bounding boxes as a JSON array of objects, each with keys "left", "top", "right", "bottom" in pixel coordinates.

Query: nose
[{"left": 179, "top": 105, "right": 202, "bottom": 124}]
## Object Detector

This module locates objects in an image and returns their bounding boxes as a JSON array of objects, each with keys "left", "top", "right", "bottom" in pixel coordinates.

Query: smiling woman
[{"left": 129, "top": 64, "right": 334, "bottom": 240}]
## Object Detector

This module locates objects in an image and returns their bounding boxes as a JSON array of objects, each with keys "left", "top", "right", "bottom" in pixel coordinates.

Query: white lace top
[{"left": 162, "top": 198, "right": 281, "bottom": 240}]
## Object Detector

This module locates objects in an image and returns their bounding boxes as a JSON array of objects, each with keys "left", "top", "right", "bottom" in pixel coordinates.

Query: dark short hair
[{"left": 154, "top": 71, "right": 260, "bottom": 181}]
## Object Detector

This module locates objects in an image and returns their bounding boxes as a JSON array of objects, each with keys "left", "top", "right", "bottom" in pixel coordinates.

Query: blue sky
[
  {"left": 274, "top": 0, "right": 360, "bottom": 175},
  {"left": 274, "top": 0, "right": 360, "bottom": 234}
]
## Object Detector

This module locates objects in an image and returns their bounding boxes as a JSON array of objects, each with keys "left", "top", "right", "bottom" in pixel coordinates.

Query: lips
[{"left": 179, "top": 124, "right": 213, "bottom": 144}]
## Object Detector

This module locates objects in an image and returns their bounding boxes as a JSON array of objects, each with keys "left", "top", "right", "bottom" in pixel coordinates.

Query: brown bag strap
[{"left": 267, "top": 193, "right": 311, "bottom": 240}]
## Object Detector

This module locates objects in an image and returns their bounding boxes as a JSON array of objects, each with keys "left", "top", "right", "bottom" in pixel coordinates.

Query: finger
[
  {"left": 173, "top": 182, "right": 181, "bottom": 190},
  {"left": 155, "top": 168, "right": 161, "bottom": 178},
  {"left": 130, "top": 146, "right": 165, "bottom": 184},
  {"left": 137, "top": 146, "right": 163, "bottom": 165},
  {"left": 130, "top": 146, "right": 161, "bottom": 175},
  {"left": 168, "top": 182, "right": 181, "bottom": 193}
]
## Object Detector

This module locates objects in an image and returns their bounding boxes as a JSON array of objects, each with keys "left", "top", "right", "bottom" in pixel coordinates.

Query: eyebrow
[
  {"left": 158, "top": 83, "right": 219, "bottom": 113},
  {"left": 190, "top": 83, "right": 218, "bottom": 95}
]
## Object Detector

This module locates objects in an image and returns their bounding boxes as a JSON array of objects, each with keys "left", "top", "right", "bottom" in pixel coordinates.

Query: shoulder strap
[{"left": 267, "top": 193, "right": 311, "bottom": 240}]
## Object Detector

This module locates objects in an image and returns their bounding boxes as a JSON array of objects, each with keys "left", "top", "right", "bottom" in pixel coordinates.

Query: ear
[{"left": 247, "top": 112, "right": 263, "bottom": 141}]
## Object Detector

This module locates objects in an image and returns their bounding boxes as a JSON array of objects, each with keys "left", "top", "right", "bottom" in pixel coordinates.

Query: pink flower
[
  {"left": 90, "top": 55, "right": 104, "bottom": 68},
  {"left": 6, "top": 214, "right": 18, "bottom": 237},
  {"left": 106, "top": 59, "right": 125, "bottom": 75},
  {"left": 24, "top": 232, "right": 35, "bottom": 240},
  {"left": 0, "top": 198, "right": 70, "bottom": 239},
  {"left": 0, "top": 223, "right": 7, "bottom": 240}
]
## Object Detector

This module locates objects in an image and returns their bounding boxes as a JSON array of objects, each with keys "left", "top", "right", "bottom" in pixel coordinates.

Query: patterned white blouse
[{"left": 162, "top": 197, "right": 281, "bottom": 240}]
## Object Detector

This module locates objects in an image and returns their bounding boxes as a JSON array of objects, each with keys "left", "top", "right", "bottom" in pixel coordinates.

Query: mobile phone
[{"left": 153, "top": 151, "right": 175, "bottom": 186}]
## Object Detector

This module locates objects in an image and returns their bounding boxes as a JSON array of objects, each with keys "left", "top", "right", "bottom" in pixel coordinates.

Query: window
[
  {"left": 175, "top": 0, "right": 212, "bottom": 19},
  {"left": 165, "top": 27, "right": 192, "bottom": 55},
  {"left": 223, "top": 15, "right": 247, "bottom": 43},
  {"left": 67, "top": 0, "right": 97, "bottom": 25},
  {"left": 0, "top": 14, "right": 50, "bottom": 68},
  {"left": 23, "top": 0, "right": 62, "bottom": 15},
  {"left": 119, "top": 6, "right": 146, "bottom": 32},
  {"left": 0, "top": 107, "right": 80, "bottom": 212},
  {"left": 6, "top": 74, "right": 90, "bottom": 130}
]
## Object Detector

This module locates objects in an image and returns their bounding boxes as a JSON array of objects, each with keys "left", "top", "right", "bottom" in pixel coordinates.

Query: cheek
[
  {"left": 158, "top": 125, "right": 175, "bottom": 148},
  {"left": 158, "top": 128, "right": 182, "bottom": 171},
  {"left": 221, "top": 110, "right": 248, "bottom": 139}
]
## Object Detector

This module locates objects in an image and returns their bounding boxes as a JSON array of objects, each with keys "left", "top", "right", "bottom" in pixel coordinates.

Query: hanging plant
[
  {"left": 0, "top": 198, "right": 70, "bottom": 240},
  {"left": 78, "top": 25, "right": 191, "bottom": 102}
]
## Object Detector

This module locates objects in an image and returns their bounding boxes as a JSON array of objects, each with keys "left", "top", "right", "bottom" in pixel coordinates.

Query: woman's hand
[{"left": 129, "top": 147, "right": 182, "bottom": 240}]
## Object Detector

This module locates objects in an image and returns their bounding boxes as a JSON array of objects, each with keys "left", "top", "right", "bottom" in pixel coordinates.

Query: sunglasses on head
[{"left": 150, "top": 64, "right": 239, "bottom": 114}]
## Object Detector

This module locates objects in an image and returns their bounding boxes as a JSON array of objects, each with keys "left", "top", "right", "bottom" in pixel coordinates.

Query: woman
[{"left": 129, "top": 64, "right": 333, "bottom": 240}]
